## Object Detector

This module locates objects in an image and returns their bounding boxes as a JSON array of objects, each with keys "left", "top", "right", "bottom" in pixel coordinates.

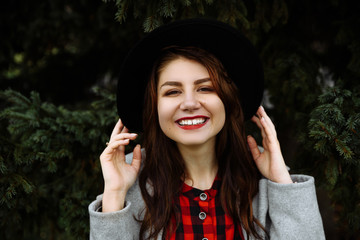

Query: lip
[
  {"left": 176, "top": 115, "right": 209, "bottom": 121},
  {"left": 175, "top": 115, "right": 209, "bottom": 130}
]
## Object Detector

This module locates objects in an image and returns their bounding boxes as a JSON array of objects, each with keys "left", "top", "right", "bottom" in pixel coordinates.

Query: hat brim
[{"left": 117, "top": 18, "right": 264, "bottom": 132}]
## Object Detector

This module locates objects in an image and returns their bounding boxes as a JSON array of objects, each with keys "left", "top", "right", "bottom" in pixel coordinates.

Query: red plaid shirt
[{"left": 168, "top": 176, "right": 244, "bottom": 240}]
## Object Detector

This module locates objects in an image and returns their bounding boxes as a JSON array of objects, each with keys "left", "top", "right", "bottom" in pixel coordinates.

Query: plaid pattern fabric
[{"left": 168, "top": 176, "right": 244, "bottom": 240}]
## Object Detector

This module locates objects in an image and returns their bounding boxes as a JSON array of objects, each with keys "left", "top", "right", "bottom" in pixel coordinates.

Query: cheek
[
  {"left": 212, "top": 97, "right": 225, "bottom": 110},
  {"left": 212, "top": 98, "right": 226, "bottom": 127},
  {"left": 157, "top": 100, "right": 171, "bottom": 129},
  {"left": 218, "top": 105, "right": 226, "bottom": 126}
]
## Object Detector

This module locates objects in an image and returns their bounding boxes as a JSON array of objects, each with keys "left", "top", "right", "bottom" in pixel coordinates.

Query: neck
[{"left": 177, "top": 140, "right": 218, "bottom": 190}]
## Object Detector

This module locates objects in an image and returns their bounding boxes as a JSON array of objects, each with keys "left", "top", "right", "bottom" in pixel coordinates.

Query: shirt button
[
  {"left": 199, "top": 211, "right": 207, "bottom": 220},
  {"left": 202, "top": 238, "right": 208, "bottom": 240},
  {"left": 199, "top": 192, "right": 207, "bottom": 201}
]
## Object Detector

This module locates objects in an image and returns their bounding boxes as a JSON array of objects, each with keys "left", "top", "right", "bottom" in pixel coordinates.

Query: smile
[
  {"left": 175, "top": 116, "right": 209, "bottom": 130},
  {"left": 178, "top": 118, "right": 207, "bottom": 126}
]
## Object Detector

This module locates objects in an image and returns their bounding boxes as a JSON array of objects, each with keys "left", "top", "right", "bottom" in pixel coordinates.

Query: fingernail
[
  {"left": 260, "top": 105, "right": 264, "bottom": 111},
  {"left": 130, "top": 133, "right": 137, "bottom": 137}
]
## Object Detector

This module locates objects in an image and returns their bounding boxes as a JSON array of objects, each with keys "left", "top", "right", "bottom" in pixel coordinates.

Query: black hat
[{"left": 117, "top": 18, "right": 264, "bottom": 132}]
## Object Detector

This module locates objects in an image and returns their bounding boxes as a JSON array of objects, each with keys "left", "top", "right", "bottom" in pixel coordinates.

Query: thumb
[
  {"left": 131, "top": 144, "right": 142, "bottom": 172},
  {"left": 247, "top": 135, "right": 261, "bottom": 162}
]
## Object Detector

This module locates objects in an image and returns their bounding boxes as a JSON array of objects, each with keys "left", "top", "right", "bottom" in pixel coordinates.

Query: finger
[
  {"left": 251, "top": 115, "right": 262, "bottom": 129},
  {"left": 114, "top": 125, "right": 130, "bottom": 153},
  {"left": 251, "top": 116, "right": 266, "bottom": 139},
  {"left": 257, "top": 106, "right": 276, "bottom": 136},
  {"left": 259, "top": 116, "right": 277, "bottom": 145},
  {"left": 247, "top": 135, "right": 261, "bottom": 161},
  {"left": 108, "top": 133, "right": 137, "bottom": 145},
  {"left": 110, "top": 119, "right": 124, "bottom": 140},
  {"left": 102, "top": 139, "right": 130, "bottom": 156},
  {"left": 131, "top": 144, "right": 142, "bottom": 172},
  {"left": 121, "top": 126, "right": 129, "bottom": 134}
]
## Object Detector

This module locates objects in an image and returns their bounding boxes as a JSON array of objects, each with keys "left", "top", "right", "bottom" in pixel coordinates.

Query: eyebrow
[{"left": 159, "top": 78, "right": 211, "bottom": 89}]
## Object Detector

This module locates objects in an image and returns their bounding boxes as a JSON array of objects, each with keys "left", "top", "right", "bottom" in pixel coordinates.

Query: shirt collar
[{"left": 181, "top": 174, "right": 221, "bottom": 201}]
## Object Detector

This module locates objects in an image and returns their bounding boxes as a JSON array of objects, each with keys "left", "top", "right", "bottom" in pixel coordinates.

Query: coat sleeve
[
  {"left": 88, "top": 150, "right": 146, "bottom": 240},
  {"left": 252, "top": 174, "right": 325, "bottom": 240},
  {"left": 88, "top": 194, "right": 142, "bottom": 239}
]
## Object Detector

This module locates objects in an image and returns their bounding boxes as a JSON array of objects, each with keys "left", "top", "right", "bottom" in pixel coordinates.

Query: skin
[
  {"left": 100, "top": 58, "right": 292, "bottom": 213},
  {"left": 100, "top": 120, "right": 142, "bottom": 212},
  {"left": 157, "top": 58, "right": 225, "bottom": 189},
  {"left": 248, "top": 106, "right": 293, "bottom": 184}
]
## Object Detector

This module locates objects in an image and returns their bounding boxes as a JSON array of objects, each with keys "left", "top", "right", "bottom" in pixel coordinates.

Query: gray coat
[{"left": 88, "top": 153, "right": 325, "bottom": 240}]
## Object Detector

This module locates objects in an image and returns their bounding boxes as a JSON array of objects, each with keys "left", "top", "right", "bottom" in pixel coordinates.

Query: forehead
[{"left": 157, "top": 58, "right": 210, "bottom": 85}]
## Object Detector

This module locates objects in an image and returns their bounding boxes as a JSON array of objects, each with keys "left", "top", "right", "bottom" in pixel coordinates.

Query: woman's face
[{"left": 157, "top": 57, "right": 226, "bottom": 148}]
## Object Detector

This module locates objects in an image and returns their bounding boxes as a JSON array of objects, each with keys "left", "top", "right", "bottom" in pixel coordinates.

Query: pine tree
[
  {"left": 0, "top": 88, "right": 120, "bottom": 239},
  {"left": 300, "top": 83, "right": 360, "bottom": 236},
  {"left": 106, "top": 0, "right": 288, "bottom": 35}
]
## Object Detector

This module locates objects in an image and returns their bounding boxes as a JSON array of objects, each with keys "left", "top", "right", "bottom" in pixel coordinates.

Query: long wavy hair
[{"left": 139, "top": 46, "right": 264, "bottom": 239}]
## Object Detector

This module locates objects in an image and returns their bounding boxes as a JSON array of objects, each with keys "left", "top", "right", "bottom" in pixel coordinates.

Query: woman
[{"left": 89, "top": 19, "right": 325, "bottom": 239}]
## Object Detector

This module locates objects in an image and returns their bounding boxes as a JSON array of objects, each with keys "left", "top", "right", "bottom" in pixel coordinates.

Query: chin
[{"left": 174, "top": 136, "right": 216, "bottom": 148}]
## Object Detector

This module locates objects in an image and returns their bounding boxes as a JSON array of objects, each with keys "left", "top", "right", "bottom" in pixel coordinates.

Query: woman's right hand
[{"left": 100, "top": 119, "right": 142, "bottom": 212}]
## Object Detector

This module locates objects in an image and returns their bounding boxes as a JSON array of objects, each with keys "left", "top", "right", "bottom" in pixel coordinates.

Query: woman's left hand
[{"left": 247, "top": 106, "right": 293, "bottom": 184}]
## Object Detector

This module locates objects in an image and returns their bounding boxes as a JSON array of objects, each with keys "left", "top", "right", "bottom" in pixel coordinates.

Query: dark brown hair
[{"left": 139, "top": 46, "right": 264, "bottom": 239}]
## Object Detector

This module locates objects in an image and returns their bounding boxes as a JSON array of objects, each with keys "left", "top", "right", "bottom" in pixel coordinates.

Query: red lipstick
[{"left": 176, "top": 115, "right": 209, "bottom": 130}]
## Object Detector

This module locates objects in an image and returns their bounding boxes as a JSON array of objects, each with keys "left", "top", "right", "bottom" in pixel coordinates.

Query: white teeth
[{"left": 178, "top": 118, "right": 206, "bottom": 126}]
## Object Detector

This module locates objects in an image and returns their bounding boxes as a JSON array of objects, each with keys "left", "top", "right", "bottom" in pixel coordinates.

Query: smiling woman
[
  {"left": 157, "top": 56, "right": 226, "bottom": 148},
  {"left": 88, "top": 19, "right": 325, "bottom": 240}
]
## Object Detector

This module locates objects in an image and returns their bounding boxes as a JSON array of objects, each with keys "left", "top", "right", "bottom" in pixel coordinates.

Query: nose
[{"left": 180, "top": 92, "right": 201, "bottom": 111}]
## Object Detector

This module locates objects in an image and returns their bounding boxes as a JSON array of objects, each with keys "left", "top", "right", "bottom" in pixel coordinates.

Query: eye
[
  {"left": 198, "top": 86, "right": 215, "bottom": 92},
  {"left": 164, "top": 89, "right": 181, "bottom": 96}
]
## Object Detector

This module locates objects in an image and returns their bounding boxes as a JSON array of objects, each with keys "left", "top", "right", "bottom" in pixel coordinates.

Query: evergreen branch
[
  {"left": 143, "top": 16, "right": 162, "bottom": 32},
  {"left": 0, "top": 155, "right": 7, "bottom": 174},
  {"left": 350, "top": 128, "right": 360, "bottom": 138},
  {"left": 159, "top": 0, "right": 176, "bottom": 18},
  {"left": 0, "top": 89, "right": 32, "bottom": 107},
  {"left": 195, "top": 0, "right": 205, "bottom": 15},
  {"left": 334, "top": 138, "right": 353, "bottom": 160},
  {"left": 181, "top": 0, "right": 191, "bottom": 7},
  {"left": 325, "top": 156, "right": 339, "bottom": 188},
  {"left": 0, "top": 87, "right": 114, "bottom": 236},
  {"left": 115, "top": 0, "right": 129, "bottom": 23}
]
